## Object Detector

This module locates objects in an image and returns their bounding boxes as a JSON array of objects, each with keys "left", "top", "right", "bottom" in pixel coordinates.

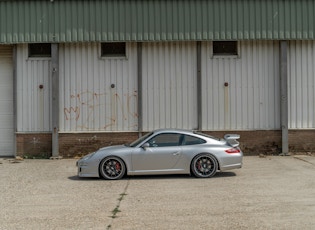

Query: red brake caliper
[
  {"left": 197, "top": 160, "right": 202, "bottom": 170},
  {"left": 115, "top": 162, "right": 121, "bottom": 171}
]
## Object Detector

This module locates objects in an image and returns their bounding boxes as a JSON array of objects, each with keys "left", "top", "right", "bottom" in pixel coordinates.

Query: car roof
[
  {"left": 151, "top": 129, "right": 220, "bottom": 142},
  {"left": 153, "top": 129, "right": 196, "bottom": 135}
]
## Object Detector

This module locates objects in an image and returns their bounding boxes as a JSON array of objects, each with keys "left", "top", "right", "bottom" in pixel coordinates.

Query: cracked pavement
[{"left": 0, "top": 155, "right": 315, "bottom": 229}]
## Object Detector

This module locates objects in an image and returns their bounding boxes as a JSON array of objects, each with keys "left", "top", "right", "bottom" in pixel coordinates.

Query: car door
[{"left": 131, "top": 133, "right": 183, "bottom": 172}]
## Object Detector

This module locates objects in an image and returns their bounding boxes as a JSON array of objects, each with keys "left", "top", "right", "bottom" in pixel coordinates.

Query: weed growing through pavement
[
  {"left": 107, "top": 192, "right": 128, "bottom": 229},
  {"left": 111, "top": 193, "right": 127, "bottom": 218},
  {"left": 107, "top": 180, "right": 130, "bottom": 229}
]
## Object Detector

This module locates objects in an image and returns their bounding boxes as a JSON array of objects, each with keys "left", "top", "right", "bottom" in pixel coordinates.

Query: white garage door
[{"left": 0, "top": 46, "right": 14, "bottom": 156}]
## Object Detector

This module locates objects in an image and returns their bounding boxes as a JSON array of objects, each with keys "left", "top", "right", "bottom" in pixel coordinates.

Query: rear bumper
[
  {"left": 219, "top": 151, "right": 243, "bottom": 171},
  {"left": 220, "top": 162, "right": 242, "bottom": 171}
]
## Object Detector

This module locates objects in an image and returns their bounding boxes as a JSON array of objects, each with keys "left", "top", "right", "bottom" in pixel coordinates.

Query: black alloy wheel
[
  {"left": 99, "top": 156, "right": 126, "bottom": 180},
  {"left": 191, "top": 153, "right": 218, "bottom": 178}
]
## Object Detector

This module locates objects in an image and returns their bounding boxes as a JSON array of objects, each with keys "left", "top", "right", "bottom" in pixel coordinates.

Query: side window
[
  {"left": 148, "top": 133, "right": 181, "bottom": 147},
  {"left": 101, "top": 42, "right": 126, "bottom": 58},
  {"left": 183, "top": 135, "right": 206, "bottom": 146},
  {"left": 213, "top": 41, "right": 238, "bottom": 56},
  {"left": 28, "top": 43, "right": 51, "bottom": 57}
]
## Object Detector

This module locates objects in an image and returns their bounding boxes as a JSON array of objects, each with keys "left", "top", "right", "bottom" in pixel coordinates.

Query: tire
[
  {"left": 99, "top": 156, "right": 126, "bottom": 180},
  {"left": 191, "top": 153, "right": 218, "bottom": 178}
]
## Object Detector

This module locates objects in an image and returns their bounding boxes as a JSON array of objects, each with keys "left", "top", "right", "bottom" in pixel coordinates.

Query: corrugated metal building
[{"left": 0, "top": 0, "right": 315, "bottom": 157}]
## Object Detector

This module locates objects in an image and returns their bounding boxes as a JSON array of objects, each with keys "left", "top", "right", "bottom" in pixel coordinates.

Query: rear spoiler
[{"left": 224, "top": 134, "right": 240, "bottom": 148}]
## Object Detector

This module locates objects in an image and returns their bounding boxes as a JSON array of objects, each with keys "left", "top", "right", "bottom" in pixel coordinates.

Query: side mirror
[{"left": 141, "top": 143, "right": 150, "bottom": 149}]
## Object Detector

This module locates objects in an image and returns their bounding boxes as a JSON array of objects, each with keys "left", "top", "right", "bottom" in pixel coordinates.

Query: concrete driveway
[{"left": 0, "top": 155, "right": 314, "bottom": 230}]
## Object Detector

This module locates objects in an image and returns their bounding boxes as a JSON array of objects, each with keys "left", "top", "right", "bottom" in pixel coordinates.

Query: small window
[
  {"left": 213, "top": 41, "right": 238, "bottom": 56},
  {"left": 101, "top": 42, "right": 126, "bottom": 57},
  {"left": 183, "top": 135, "right": 206, "bottom": 146},
  {"left": 29, "top": 43, "right": 51, "bottom": 57}
]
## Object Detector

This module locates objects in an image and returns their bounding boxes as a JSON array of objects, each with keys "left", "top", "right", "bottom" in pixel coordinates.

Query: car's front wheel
[
  {"left": 191, "top": 153, "right": 218, "bottom": 178},
  {"left": 99, "top": 156, "right": 126, "bottom": 180}
]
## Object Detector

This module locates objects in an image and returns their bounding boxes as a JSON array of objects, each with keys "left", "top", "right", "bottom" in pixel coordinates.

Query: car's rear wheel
[
  {"left": 191, "top": 153, "right": 218, "bottom": 178},
  {"left": 99, "top": 156, "right": 126, "bottom": 180}
]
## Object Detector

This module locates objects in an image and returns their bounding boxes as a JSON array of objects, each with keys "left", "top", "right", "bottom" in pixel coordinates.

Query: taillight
[{"left": 225, "top": 148, "right": 240, "bottom": 154}]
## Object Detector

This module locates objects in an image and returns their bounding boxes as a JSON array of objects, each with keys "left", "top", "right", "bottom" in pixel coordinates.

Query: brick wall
[
  {"left": 288, "top": 130, "right": 315, "bottom": 153},
  {"left": 15, "top": 130, "right": 315, "bottom": 158},
  {"left": 16, "top": 133, "right": 52, "bottom": 158},
  {"left": 58, "top": 132, "right": 139, "bottom": 158},
  {"left": 205, "top": 130, "right": 315, "bottom": 155},
  {"left": 203, "top": 130, "right": 282, "bottom": 155}
]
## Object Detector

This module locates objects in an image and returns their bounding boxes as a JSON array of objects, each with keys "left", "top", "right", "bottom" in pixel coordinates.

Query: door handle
[{"left": 172, "top": 152, "right": 180, "bottom": 156}]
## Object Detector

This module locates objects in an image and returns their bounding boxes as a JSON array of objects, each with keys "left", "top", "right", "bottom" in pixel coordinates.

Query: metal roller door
[{"left": 0, "top": 46, "right": 14, "bottom": 156}]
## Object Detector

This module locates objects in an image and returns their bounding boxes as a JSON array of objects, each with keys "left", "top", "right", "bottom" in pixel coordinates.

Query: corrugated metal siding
[
  {"left": 1, "top": 0, "right": 315, "bottom": 43},
  {"left": 201, "top": 41, "right": 280, "bottom": 130},
  {"left": 288, "top": 41, "right": 315, "bottom": 129},
  {"left": 16, "top": 44, "right": 52, "bottom": 132},
  {"left": 59, "top": 42, "right": 138, "bottom": 132},
  {"left": 142, "top": 42, "right": 197, "bottom": 131}
]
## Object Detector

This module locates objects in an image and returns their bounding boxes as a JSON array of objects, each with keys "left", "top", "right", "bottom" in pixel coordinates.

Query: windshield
[{"left": 128, "top": 132, "right": 154, "bottom": 147}]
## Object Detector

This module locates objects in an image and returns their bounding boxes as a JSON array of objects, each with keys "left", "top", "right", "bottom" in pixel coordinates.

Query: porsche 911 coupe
[{"left": 76, "top": 129, "right": 243, "bottom": 180}]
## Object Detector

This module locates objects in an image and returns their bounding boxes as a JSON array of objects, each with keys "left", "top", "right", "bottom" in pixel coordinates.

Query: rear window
[
  {"left": 193, "top": 131, "right": 220, "bottom": 141},
  {"left": 183, "top": 135, "right": 206, "bottom": 145}
]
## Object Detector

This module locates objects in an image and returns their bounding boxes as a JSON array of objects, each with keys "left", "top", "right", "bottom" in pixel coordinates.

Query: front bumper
[{"left": 76, "top": 158, "right": 100, "bottom": 178}]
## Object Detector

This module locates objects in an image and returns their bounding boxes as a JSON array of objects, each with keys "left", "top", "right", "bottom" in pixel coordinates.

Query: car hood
[
  {"left": 95, "top": 145, "right": 132, "bottom": 157},
  {"left": 99, "top": 145, "right": 127, "bottom": 151}
]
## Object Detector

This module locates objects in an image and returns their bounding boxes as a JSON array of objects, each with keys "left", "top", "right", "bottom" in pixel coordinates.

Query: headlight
[
  {"left": 77, "top": 152, "right": 96, "bottom": 166},
  {"left": 81, "top": 152, "right": 96, "bottom": 161}
]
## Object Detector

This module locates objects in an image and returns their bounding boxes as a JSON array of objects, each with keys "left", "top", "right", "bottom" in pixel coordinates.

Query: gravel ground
[{"left": 0, "top": 155, "right": 314, "bottom": 230}]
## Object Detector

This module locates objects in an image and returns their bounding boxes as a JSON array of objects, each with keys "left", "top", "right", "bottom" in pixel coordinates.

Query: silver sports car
[{"left": 76, "top": 129, "right": 243, "bottom": 180}]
